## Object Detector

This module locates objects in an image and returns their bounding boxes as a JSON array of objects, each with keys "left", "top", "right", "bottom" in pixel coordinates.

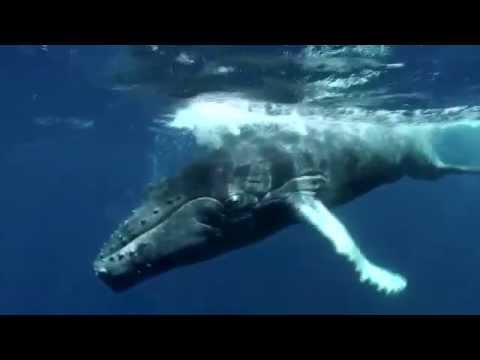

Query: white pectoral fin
[{"left": 288, "top": 192, "right": 407, "bottom": 295}]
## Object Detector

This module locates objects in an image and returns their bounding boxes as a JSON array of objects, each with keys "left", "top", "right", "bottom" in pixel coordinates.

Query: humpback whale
[{"left": 93, "top": 111, "right": 480, "bottom": 295}]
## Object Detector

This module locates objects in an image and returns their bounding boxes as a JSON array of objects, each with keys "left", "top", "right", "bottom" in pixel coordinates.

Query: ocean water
[{"left": 2, "top": 45, "right": 480, "bottom": 314}]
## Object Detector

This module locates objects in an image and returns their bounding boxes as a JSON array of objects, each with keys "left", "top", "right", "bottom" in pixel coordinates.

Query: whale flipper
[{"left": 287, "top": 191, "right": 407, "bottom": 295}]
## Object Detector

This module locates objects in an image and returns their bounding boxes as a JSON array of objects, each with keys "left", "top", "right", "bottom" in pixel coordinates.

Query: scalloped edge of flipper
[{"left": 287, "top": 191, "right": 407, "bottom": 295}]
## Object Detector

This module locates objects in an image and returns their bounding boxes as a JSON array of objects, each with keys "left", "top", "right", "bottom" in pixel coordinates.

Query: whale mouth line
[
  {"left": 94, "top": 196, "right": 199, "bottom": 262},
  {"left": 93, "top": 221, "right": 163, "bottom": 277},
  {"left": 94, "top": 205, "right": 182, "bottom": 267},
  {"left": 96, "top": 220, "right": 161, "bottom": 261},
  {"left": 93, "top": 196, "right": 222, "bottom": 275}
]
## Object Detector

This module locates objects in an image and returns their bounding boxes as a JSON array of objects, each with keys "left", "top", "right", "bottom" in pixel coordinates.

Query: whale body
[{"left": 93, "top": 115, "right": 480, "bottom": 295}]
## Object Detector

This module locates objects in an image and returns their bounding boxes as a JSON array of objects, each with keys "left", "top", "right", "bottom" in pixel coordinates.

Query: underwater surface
[{"left": 2, "top": 45, "right": 480, "bottom": 314}]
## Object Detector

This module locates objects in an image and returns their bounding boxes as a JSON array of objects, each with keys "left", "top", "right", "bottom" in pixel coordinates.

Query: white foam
[
  {"left": 162, "top": 93, "right": 480, "bottom": 151},
  {"left": 176, "top": 52, "right": 195, "bottom": 65},
  {"left": 167, "top": 95, "right": 309, "bottom": 148},
  {"left": 314, "top": 71, "right": 381, "bottom": 89}
]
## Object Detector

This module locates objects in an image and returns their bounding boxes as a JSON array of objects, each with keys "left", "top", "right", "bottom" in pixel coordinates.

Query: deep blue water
[{"left": 2, "top": 45, "right": 480, "bottom": 314}]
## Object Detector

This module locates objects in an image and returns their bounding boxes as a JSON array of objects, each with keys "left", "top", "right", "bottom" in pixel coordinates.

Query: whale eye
[
  {"left": 230, "top": 194, "right": 240, "bottom": 203},
  {"left": 225, "top": 193, "right": 257, "bottom": 211},
  {"left": 225, "top": 193, "right": 242, "bottom": 207}
]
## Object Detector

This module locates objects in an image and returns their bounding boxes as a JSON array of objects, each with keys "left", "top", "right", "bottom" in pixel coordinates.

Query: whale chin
[{"left": 94, "top": 197, "right": 226, "bottom": 292}]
